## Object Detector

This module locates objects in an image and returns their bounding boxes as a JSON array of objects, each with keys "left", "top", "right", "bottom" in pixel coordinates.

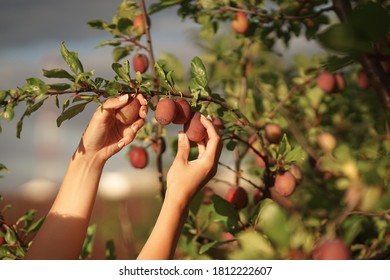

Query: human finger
[
  {"left": 200, "top": 115, "right": 221, "bottom": 160},
  {"left": 117, "top": 118, "right": 145, "bottom": 149},
  {"left": 139, "top": 104, "right": 148, "bottom": 119},
  {"left": 136, "top": 94, "right": 148, "bottom": 106},
  {"left": 174, "top": 132, "right": 190, "bottom": 163},
  {"left": 102, "top": 94, "right": 130, "bottom": 110}
]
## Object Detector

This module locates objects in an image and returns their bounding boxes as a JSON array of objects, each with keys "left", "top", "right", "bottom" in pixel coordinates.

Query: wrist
[{"left": 164, "top": 187, "right": 191, "bottom": 212}]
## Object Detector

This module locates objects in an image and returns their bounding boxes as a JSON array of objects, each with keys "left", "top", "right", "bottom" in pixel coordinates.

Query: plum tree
[
  {"left": 128, "top": 146, "right": 148, "bottom": 169},
  {"left": 155, "top": 98, "right": 177, "bottom": 125},
  {"left": 132, "top": 54, "right": 149, "bottom": 74},
  {"left": 1, "top": 0, "right": 390, "bottom": 261},
  {"left": 183, "top": 112, "right": 206, "bottom": 142},
  {"left": 224, "top": 186, "right": 248, "bottom": 209}
]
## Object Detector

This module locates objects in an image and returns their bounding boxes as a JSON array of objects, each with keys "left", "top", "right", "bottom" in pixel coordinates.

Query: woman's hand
[
  {"left": 166, "top": 115, "right": 222, "bottom": 207},
  {"left": 77, "top": 94, "right": 148, "bottom": 162}
]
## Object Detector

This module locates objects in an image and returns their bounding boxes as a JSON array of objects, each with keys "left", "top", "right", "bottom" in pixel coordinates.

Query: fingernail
[
  {"left": 119, "top": 94, "right": 129, "bottom": 102},
  {"left": 117, "top": 140, "right": 125, "bottom": 149},
  {"left": 141, "top": 108, "right": 147, "bottom": 118},
  {"left": 131, "top": 123, "right": 139, "bottom": 132}
]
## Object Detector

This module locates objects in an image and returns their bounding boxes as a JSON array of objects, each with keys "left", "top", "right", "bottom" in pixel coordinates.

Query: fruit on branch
[
  {"left": 231, "top": 12, "right": 249, "bottom": 34},
  {"left": 316, "top": 71, "right": 336, "bottom": 93},
  {"left": 152, "top": 136, "right": 166, "bottom": 154},
  {"left": 128, "top": 146, "right": 148, "bottom": 169},
  {"left": 356, "top": 69, "right": 371, "bottom": 89},
  {"left": 317, "top": 132, "right": 337, "bottom": 153},
  {"left": 224, "top": 186, "right": 248, "bottom": 209},
  {"left": 202, "top": 186, "right": 214, "bottom": 204},
  {"left": 334, "top": 72, "right": 346, "bottom": 92},
  {"left": 133, "top": 13, "right": 150, "bottom": 35},
  {"left": 313, "top": 238, "right": 350, "bottom": 260},
  {"left": 132, "top": 54, "right": 149, "bottom": 74},
  {"left": 289, "top": 163, "right": 303, "bottom": 183},
  {"left": 264, "top": 123, "right": 283, "bottom": 144},
  {"left": 212, "top": 117, "right": 225, "bottom": 133},
  {"left": 253, "top": 188, "right": 265, "bottom": 204},
  {"left": 274, "top": 172, "right": 297, "bottom": 197},
  {"left": 172, "top": 98, "right": 191, "bottom": 124},
  {"left": 155, "top": 98, "right": 177, "bottom": 125},
  {"left": 116, "top": 95, "right": 141, "bottom": 125},
  {"left": 184, "top": 111, "right": 206, "bottom": 142}
]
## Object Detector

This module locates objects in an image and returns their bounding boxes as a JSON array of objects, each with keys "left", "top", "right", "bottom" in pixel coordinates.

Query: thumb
[
  {"left": 175, "top": 132, "right": 190, "bottom": 163},
  {"left": 103, "top": 94, "right": 130, "bottom": 110}
]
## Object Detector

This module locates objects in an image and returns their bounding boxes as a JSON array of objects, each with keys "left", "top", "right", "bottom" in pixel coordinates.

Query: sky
[
  {"left": 0, "top": 0, "right": 322, "bottom": 197},
  {"left": 0, "top": 0, "right": 204, "bottom": 193}
]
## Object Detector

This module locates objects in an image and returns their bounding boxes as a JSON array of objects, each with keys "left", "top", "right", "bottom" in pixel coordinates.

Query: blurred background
[{"left": 0, "top": 0, "right": 322, "bottom": 259}]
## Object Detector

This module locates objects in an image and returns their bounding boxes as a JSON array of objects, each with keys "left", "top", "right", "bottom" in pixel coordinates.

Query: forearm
[
  {"left": 25, "top": 150, "right": 105, "bottom": 260},
  {"left": 137, "top": 191, "right": 189, "bottom": 260}
]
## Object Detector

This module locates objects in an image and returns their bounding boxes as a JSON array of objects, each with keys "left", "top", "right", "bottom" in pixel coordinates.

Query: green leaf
[
  {"left": 4, "top": 228, "right": 17, "bottom": 245},
  {"left": 278, "top": 134, "right": 291, "bottom": 156},
  {"left": 17, "top": 98, "right": 48, "bottom": 138},
  {"left": 49, "top": 83, "right": 71, "bottom": 91},
  {"left": 87, "top": 19, "right": 108, "bottom": 30},
  {"left": 112, "top": 62, "right": 130, "bottom": 82},
  {"left": 256, "top": 199, "right": 291, "bottom": 249},
  {"left": 56, "top": 101, "right": 90, "bottom": 127},
  {"left": 80, "top": 224, "right": 97, "bottom": 260},
  {"left": 117, "top": 18, "right": 133, "bottom": 35},
  {"left": 60, "top": 42, "right": 84, "bottom": 74},
  {"left": 284, "top": 146, "right": 305, "bottom": 163},
  {"left": 42, "top": 68, "right": 75, "bottom": 81},
  {"left": 211, "top": 195, "right": 240, "bottom": 229},
  {"left": 113, "top": 46, "right": 131, "bottom": 62},
  {"left": 26, "top": 215, "right": 45, "bottom": 233},
  {"left": 199, "top": 240, "right": 219, "bottom": 254},
  {"left": 191, "top": 56, "right": 208, "bottom": 88},
  {"left": 96, "top": 39, "right": 121, "bottom": 48},
  {"left": 226, "top": 140, "right": 237, "bottom": 151},
  {"left": 349, "top": 2, "right": 390, "bottom": 42},
  {"left": 148, "top": 0, "right": 181, "bottom": 14},
  {"left": 317, "top": 23, "right": 372, "bottom": 54}
]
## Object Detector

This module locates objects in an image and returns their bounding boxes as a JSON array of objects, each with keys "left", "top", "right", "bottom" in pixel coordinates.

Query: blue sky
[{"left": 0, "top": 0, "right": 203, "bottom": 190}]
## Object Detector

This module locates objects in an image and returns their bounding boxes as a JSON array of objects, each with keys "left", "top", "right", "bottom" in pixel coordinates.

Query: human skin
[
  {"left": 25, "top": 94, "right": 148, "bottom": 260},
  {"left": 25, "top": 95, "right": 222, "bottom": 260},
  {"left": 137, "top": 115, "right": 222, "bottom": 259}
]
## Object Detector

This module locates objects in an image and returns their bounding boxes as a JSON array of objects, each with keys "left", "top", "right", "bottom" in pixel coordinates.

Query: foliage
[{"left": 1, "top": 0, "right": 390, "bottom": 260}]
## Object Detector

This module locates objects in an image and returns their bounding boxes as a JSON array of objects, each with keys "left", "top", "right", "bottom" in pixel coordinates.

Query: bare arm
[
  {"left": 25, "top": 94, "right": 148, "bottom": 259},
  {"left": 137, "top": 116, "right": 222, "bottom": 260}
]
